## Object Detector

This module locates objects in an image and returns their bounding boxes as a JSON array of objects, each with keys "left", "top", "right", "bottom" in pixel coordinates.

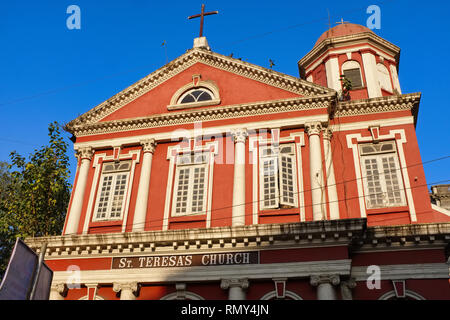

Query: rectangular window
[
  {"left": 172, "top": 153, "right": 208, "bottom": 217},
  {"left": 359, "top": 141, "right": 406, "bottom": 209},
  {"left": 259, "top": 144, "right": 298, "bottom": 210},
  {"left": 94, "top": 161, "right": 131, "bottom": 221},
  {"left": 343, "top": 68, "right": 363, "bottom": 88}
]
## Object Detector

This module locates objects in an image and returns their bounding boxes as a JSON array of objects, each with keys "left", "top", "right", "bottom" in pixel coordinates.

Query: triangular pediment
[{"left": 66, "top": 48, "right": 335, "bottom": 133}]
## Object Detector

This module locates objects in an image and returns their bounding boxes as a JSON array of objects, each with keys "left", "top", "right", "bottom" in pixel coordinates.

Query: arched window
[
  {"left": 342, "top": 60, "right": 364, "bottom": 89},
  {"left": 178, "top": 88, "right": 214, "bottom": 104},
  {"left": 378, "top": 290, "right": 425, "bottom": 300},
  {"left": 168, "top": 78, "right": 220, "bottom": 110},
  {"left": 377, "top": 63, "right": 393, "bottom": 92},
  {"left": 260, "top": 290, "right": 303, "bottom": 300}
]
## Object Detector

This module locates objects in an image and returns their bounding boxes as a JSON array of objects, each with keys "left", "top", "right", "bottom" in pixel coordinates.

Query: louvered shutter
[
  {"left": 279, "top": 150, "right": 297, "bottom": 207},
  {"left": 380, "top": 154, "right": 404, "bottom": 206},
  {"left": 260, "top": 157, "right": 279, "bottom": 209},
  {"left": 173, "top": 167, "right": 190, "bottom": 216},
  {"left": 362, "top": 156, "right": 384, "bottom": 208},
  {"left": 343, "top": 68, "right": 363, "bottom": 88}
]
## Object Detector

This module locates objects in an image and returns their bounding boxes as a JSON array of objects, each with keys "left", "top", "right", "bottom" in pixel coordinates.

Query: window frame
[
  {"left": 259, "top": 143, "right": 298, "bottom": 211},
  {"left": 92, "top": 161, "right": 131, "bottom": 222},
  {"left": 359, "top": 141, "right": 407, "bottom": 209},
  {"left": 171, "top": 152, "right": 209, "bottom": 217},
  {"left": 342, "top": 60, "right": 364, "bottom": 89}
]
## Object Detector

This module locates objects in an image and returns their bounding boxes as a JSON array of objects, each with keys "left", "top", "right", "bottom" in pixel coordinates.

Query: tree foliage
[{"left": 0, "top": 122, "right": 71, "bottom": 277}]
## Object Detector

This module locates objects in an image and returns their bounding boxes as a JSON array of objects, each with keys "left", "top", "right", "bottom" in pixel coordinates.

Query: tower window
[
  {"left": 342, "top": 61, "right": 364, "bottom": 89},
  {"left": 377, "top": 63, "right": 393, "bottom": 92}
]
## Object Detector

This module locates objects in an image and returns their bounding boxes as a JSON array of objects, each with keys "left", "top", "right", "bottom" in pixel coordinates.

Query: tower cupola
[{"left": 298, "top": 22, "right": 402, "bottom": 100}]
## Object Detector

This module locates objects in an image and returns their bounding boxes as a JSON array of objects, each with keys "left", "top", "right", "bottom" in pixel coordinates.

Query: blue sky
[{"left": 0, "top": 0, "right": 449, "bottom": 187}]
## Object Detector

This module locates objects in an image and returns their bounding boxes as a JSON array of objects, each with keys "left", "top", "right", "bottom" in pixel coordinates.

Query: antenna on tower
[
  {"left": 161, "top": 40, "right": 168, "bottom": 65},
  {"left": 327, "top": 8, "right": 332, "bottom": 30}
]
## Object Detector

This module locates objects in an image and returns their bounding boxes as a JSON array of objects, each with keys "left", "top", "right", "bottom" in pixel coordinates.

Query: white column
[
  {"left": 323, "top": 128, "right": 340, "bottom": 220},
  {"left": 49, "top": 283, "right": 67, "bottom": 300},
  {"left": 113, "top": 282, "right": 139, "bottom": 300},
  {"left": 221, "top": 279, "right": 249, "bottom": 300},
  {"left": 362, "top": 52, "right": 382, "bottom": 98},
  {"left": 133, "top": 139, "right": 156, "bottom": 232},
  {"left": 310, "top": 275, "right": 340, "bottom": 300},
  {"left": 340, "top": 278, "right": 357, "bottom": 300},
  {"left": 305, "top": 122, "right": 325, "bottom": 221},
  {"left": 325, "top": 56, "right": 341, "bottom": 91},
  {"left": 231, "top": 129, "right": 248, "bottom": 226},
  {"left": 65, "top": 147, "right": 94, "bottom": 235},
  {"left": 389, "top": 64, "right": 402, "bottom": 94}
]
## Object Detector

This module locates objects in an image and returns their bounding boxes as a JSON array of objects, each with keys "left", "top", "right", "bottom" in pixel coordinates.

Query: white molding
[
  {"left": 330, "top": 116, "right": 414, "bottom": 132},
  {"left": 431, "top": 204, "right": 450, "bottom": 217},
  {"left": 249, "top": 132, "right": 305, "bottom": 223},
  {"left": 351, "top": 263, "right": 449, "bottom": 281},
  {"left": 346, "top": 129, "right": 413, "bottom": 220},
  {"left": 260, "top": 290, "right": 303, "bottom": 300},
  {"left": 163, "top": 140, "right": 219, "bottom": 230},
  {"left": 52, "top": 259, "right": 352, "bottom": 285},
  {"left": 73, "top": 114, "right": 329, "bottom": 151},
  {"left": 82, "top": 150, "right": 140, "bottom": 234},
  {"left": 378, "top": 290, "right": 425, "bottom": 300},
  {"left": 160, "top": 291, "right": 205, "bottom": 300}
]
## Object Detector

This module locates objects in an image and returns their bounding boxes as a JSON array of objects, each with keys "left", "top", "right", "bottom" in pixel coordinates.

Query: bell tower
[{"left": 298, "top": 22, "right": 402, "bottom": 100}]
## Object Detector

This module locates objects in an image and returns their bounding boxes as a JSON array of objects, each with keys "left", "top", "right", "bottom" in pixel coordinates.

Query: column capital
[
  {"left": 220, "top": 278, "right": 249, "bottom": 290},
  {"left": 322, "top": 127, "right": 333, "bottom": 141},
  {"left": 141, "top": 139, "right": 157, "bottom": 154},
  {"left": 231, "top": 128, "right": 248, "bottom": 144},
  {"left": 305, "top": 122, "right": 323, "bottom": 137},
  {"left": 50, "top": 283, "right": 68, "bottom": 297},
  {"left": 340, "top": 278, "right": 357, "bottom": 300},
  {"left": 310, "top": 274, "right": 340, "bottom": 287},
  {"left": 113, "top": 281, "right": 139, "bottom": 295},
  {"left": 76, "top": 146, "right": 94, "bottom": 161}
]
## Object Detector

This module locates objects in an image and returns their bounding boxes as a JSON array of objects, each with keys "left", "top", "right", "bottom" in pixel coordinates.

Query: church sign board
[{"left": 112, "top": 251, "right": 259, "bottom": 269}]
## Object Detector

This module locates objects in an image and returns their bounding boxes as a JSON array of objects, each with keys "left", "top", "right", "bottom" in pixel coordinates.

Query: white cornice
[
  {"left": 69, "top": 95, "right": 335, "bottom": 137},
  {"left": 351, "top": 263, "right": 449, "bottom": 281},
  {"left": 334, "top": 92, "right": 421, "bottom": 120},
  {"left": 67, "top": 48, "right": 334, "bottom": 132},
  {"left": 52, "top": 259, "right": 353, "bottom": 284},
  {"left": 299, "top": 32, "right": 401, "bottom": 70},
  {"left": 25, "top": 219, "right": 367, "bottom": 259}
]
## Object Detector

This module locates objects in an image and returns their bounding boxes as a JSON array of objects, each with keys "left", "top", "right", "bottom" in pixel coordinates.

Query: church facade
[{"left": 26, "top": 22, "right": 450, "bottom": 300}]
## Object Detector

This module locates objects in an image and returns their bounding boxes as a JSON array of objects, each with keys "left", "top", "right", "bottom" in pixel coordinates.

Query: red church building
[{"left": 26, "top": 21, "right": 450, "bottom": 300}]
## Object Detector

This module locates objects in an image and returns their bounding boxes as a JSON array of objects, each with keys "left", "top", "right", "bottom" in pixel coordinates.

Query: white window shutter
[
  {"left": 362, "top": 156, "right": 384, "bottom": 208},
  {"left": 191, "top": 165, "right": 207, "bottom": 214},
  {"left": 380, "top": 155, "right": 404, "bottom": 205},
  {"left": 96, "top": 175, "right": 113, "bottom": 220},
  {"left": 172, "top": 163, "right": 208, "bottom": 216},
  {"left": 110, "top": 173, "right": 128, "bottom": 218},
  {"left": 260, "top": 157, "right": 279, "bottom": 209},
  {"left": 279, "top": 153, "right": 298, "bottom": 207},
  {"left": 173, "top": 167, "right": 190, "bottom": 216}
]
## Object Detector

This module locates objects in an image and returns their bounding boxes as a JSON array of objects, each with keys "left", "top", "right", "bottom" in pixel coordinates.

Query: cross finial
[
  {"left": 188, "top": 4, "right": 219, "bottom": 38},
  {"left": 336, "top": 18, "right": 349, "bottom": 25}
]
